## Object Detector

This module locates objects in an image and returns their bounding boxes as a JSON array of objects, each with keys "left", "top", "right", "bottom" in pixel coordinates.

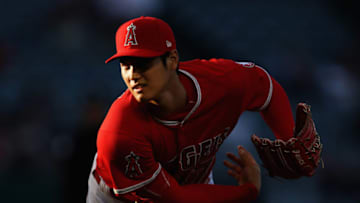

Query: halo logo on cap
[{"left": 124, "top": 23, "right": 138, "bottom": 46}]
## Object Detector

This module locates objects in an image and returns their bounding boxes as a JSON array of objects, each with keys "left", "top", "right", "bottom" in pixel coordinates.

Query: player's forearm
[
  {"left": 260, "top": 77, "right": 294, "bottom": 140},
  {"left": 160, "top": 183, "right": 258, "bottom": 203},
  {"left": 141, "top": 169, "right": 258, "bottom": 203}
]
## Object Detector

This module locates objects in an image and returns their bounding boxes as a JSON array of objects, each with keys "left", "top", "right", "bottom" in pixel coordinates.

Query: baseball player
[{"left": 87, "top": 16, "right": 322, "bottom": 202}]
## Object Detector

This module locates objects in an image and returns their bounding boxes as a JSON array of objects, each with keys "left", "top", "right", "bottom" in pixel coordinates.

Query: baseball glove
[{"left": 251, "top": 103, "right": 323, "bottom": 179}]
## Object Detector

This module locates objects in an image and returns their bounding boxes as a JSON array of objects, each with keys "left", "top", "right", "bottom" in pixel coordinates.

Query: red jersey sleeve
[
  {"left": 97, "top": 129, "right": 161, "bottom": 194},
  {"left": 209, "top": 60, "right": 273, "bottom": 111},
  {"left": 96, "top": 92, "right": 162, "bottom": 196},
  {"left": 229, "top": 60, "right": 294, "bottom": 140},
  {"left": 140, "top": 167, "right": 258, "bottom": 203},
  {"left": 235, "top": 62, "right": 273, "bottom": 111},
  {"left": 206, "top": 59, "right": 294, "bottom": 140}
]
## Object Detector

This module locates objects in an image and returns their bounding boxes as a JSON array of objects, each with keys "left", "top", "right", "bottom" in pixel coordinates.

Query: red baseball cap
[{"left": 105, "top": 16, "right": 176, "bottom": 64}]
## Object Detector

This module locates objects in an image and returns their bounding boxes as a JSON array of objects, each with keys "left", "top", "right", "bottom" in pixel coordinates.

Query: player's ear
[{"left": 167, "top": 49, "right": 179, "bottom": 71}]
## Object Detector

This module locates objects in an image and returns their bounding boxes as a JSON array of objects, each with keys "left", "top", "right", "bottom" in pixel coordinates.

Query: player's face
[{"left": 120, "top": 53, "right": 176, "bottom": 103}]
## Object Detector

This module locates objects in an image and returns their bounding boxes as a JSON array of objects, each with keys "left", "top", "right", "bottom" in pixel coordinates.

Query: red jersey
[{"left": 96, "top": 59, "right": 272, "bottom": 198}]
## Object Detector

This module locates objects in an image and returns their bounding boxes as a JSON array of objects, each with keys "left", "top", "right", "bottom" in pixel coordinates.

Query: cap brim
[{"left": 105, "top": 49, "right": 166, "bottom": 64}]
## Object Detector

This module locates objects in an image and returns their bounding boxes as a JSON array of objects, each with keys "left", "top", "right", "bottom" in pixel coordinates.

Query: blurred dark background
[{"left": 1, "top": 0, "right": 359, "bottom": 202}]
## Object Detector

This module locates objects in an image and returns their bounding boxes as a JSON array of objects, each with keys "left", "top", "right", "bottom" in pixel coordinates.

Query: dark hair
[
  {"left": 160, "top": 51, "right": 170, "bottom": 66},
  {"left": 160, "top": 51, "right": 179, "bottom": 73},
  {"left": 118, "top": 51, "right": 178, "bottom": 73}
]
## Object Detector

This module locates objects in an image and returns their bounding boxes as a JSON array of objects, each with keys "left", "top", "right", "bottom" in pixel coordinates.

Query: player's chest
[{"left": 151, "top": 112, "right": 237, "bottom": 168}]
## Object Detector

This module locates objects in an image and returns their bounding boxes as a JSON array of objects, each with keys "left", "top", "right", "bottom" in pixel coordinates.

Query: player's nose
[{"left": 128, "top": 65, "right": 142, "bottom": 81}]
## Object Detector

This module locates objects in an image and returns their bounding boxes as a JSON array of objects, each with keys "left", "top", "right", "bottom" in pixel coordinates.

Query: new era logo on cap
[
  {"left": 105, "top": 16, "right": 176, "bottom": 64},
  {"left": 166, "top": 40, "right": 172, "bottom": 48}
]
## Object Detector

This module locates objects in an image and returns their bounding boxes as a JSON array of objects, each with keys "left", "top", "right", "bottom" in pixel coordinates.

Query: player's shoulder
[
  {"left": 233, "top": 61, "right": 256, "bottom": 68},
  {"left": 99, "top": 90, "right": 150, "bottom": 134},
  {"left": 111, "top": 90, "right": 138, "bottom": 111},
  {"left": 180, "top": 58, "right": 260, "bottom": 78},
  {"left": 180, "top": 58, "right": 234, "bottom": 67},
  {"left": 208, "top": 59, "right": 257, "bottom": 70},
  {"left": 108, "top": 90, "right": 140, "bottom": 118},
  {"left": 180, "top": 58, "right": 256, "bottom": 70},
  {"left": 97, "top": 90, "right": 152, "bottom": 152},
  {"left": 208, "top": 58, "right": 255, "bottom": 67}
]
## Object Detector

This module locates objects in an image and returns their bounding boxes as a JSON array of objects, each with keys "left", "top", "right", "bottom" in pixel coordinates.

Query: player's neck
[{"left": 148, "top": 74, "right": 187, "bottom": 117}]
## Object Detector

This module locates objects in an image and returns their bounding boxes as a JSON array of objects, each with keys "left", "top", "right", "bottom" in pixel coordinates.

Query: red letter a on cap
[{"left": 124, "top": 23, "right": 138, "bottom": 46}]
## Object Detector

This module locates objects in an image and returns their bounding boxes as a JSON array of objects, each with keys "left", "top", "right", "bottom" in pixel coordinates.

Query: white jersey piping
[
  {"left": 153, "top": 69, "right": 202, "bottom": 127},
  {"left": 235, "top": 62, "right": 273, "bottom": 111},
  {"left": 256, "top": 66, "right": 273, "bottom": 111},
  {"left": 112, "top": 164, "right": 162, "bottom": 195}
]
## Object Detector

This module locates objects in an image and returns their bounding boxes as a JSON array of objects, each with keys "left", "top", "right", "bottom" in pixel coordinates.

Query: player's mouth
[{"left": 132, "top": 84, "right": 146, "bottom": 93}]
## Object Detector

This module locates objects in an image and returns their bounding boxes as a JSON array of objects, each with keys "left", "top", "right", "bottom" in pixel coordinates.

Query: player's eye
[
  {"left": 136, "top": 63, "right": 152, "bottom": 72},
  {"left": 119, "top": 57, "right": 157, "bottom": 73},
  {"left": 120, "top": 63, "right": 131, "bottom": 70}
]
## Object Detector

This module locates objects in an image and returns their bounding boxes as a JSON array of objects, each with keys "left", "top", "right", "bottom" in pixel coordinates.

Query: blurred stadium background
[{"left": 0, "top": 0, "right": 359, "bottom": 202}]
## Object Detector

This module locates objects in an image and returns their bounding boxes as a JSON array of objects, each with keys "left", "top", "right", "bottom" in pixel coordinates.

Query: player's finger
[
  {"left": 226, "top": 152, "right": 244, "bottom": 168},
  {"left": 227, "top": 169, "right": 245, "bottom": 185},
  {"left": 224, "top": 160, "right": 242, "bottom": 173},
  {"left": 227, "top": 169, "right": 240, "bottom": 179}
]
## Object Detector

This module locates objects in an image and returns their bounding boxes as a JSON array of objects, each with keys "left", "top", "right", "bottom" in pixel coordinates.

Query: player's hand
[
  {"left": 224, "top": 145, "right": 261, "bottom": 193},
  {"left": 252, "top": 103, "right": 323, "bottom": 179}
]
